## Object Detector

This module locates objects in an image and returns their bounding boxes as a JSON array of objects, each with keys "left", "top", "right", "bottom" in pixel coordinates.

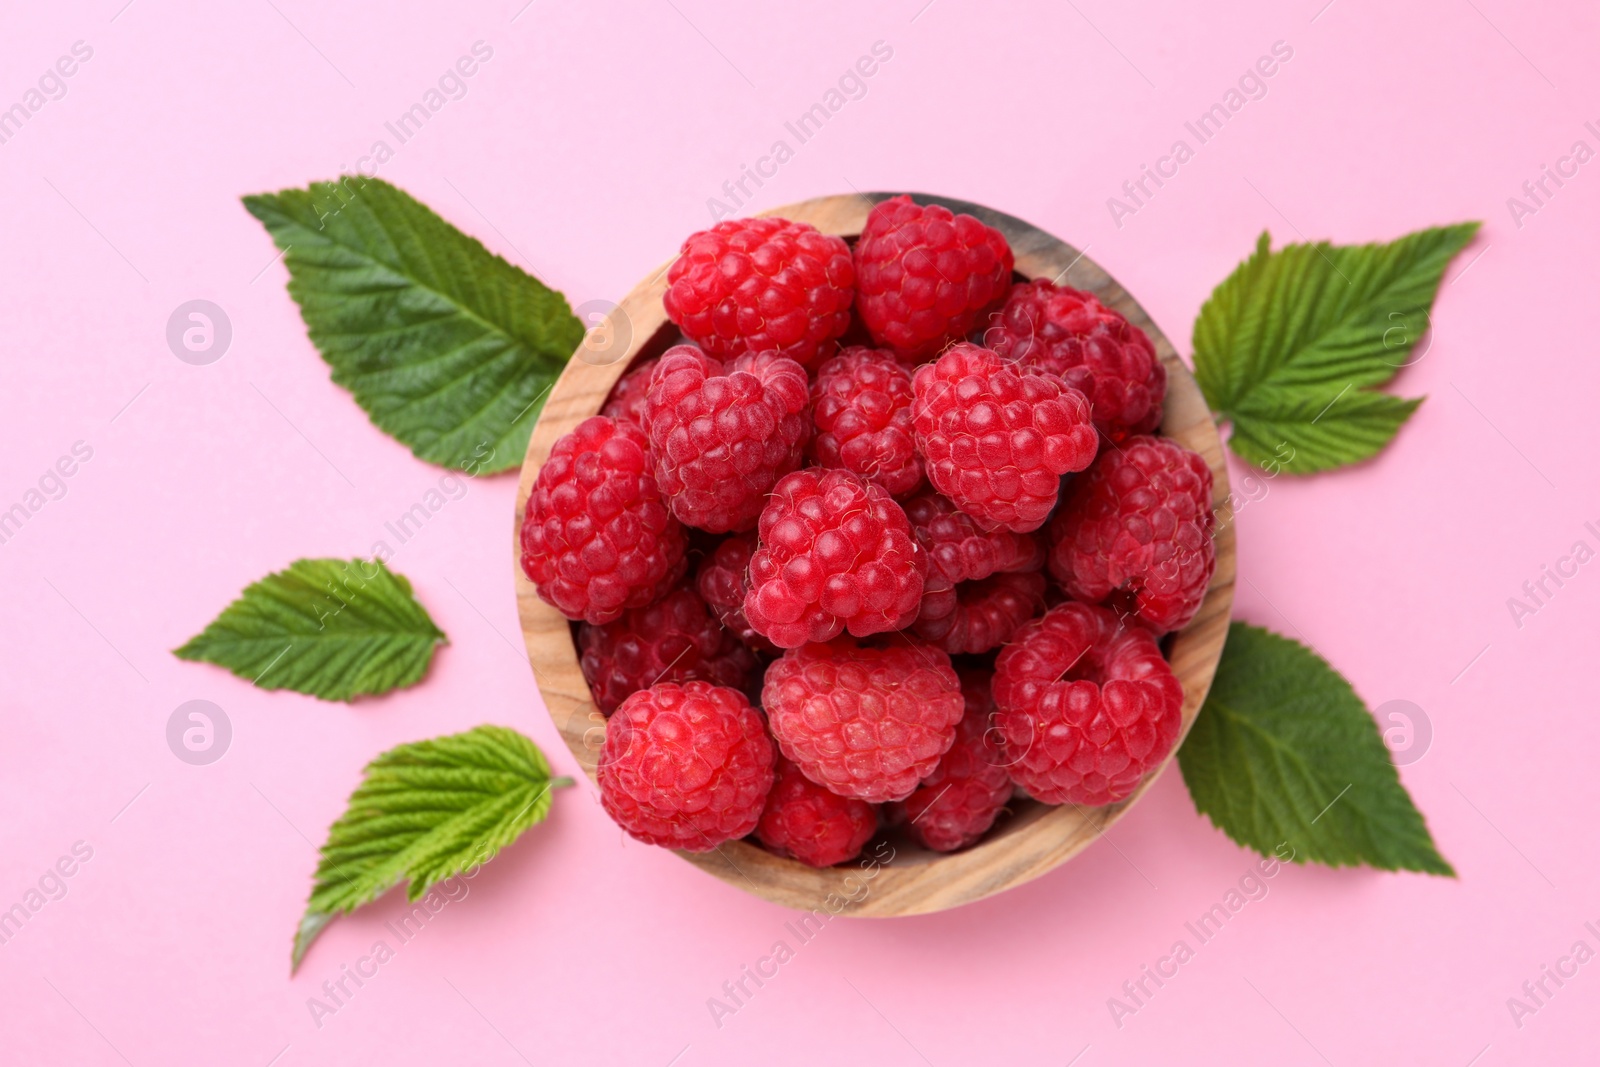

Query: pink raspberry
[
  {"left": 744, "top": 469, "right": 926, "bottom": 649},
  {"left": 598, "top": 681, "right": 775, "bottom": 851},
  {"left": 599, "top": 357, "right": 659, "bottom": 431},
  {"left": 756, "top": 757, "right": 879, "bottom": 868},
  {"left": 519, "top": 416, "right": 687, "bottom": 625},
  {"left": 896, "top": 668, "right": 1013, "bottom": 852},
  {"left": 808, "top": 346, "right": 923, "bottom": 498},
  {"left": 644, "top": 344, "right": 810, "bottom": 533},
  {"left": 911, "top": 343, "right": 1098, "bottom": 533},
  {"left": 993, "top": 602, "right": 1183, "bottom": 807},
  {"left": 663, "top": 217, "right": 854, "bottom": 371},
  {"left": 763, "top": 638, "right": 964, "bottom": 802},
  {"left": 1048, "top": 435, "right": 1215, "bottom": 633},
  {"left": 983, "top": 280, "right": 1167, "bottom": 441},
  {"left": 854, "top": 195, "right": 1014, "bottom": 361},
  {"left": 912, "top": 569, "right": 1046, "bottom": 655},
  {"left": 578, "top": 586, "right": 758, "bottom": 714},
  {"left": 694, "top": 532, "right": 777, "bottom": 654}
]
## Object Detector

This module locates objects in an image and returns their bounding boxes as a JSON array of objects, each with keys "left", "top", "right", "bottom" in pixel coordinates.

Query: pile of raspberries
[{"left": 520, "top": 196, "right": 1216, "bottom": 868}]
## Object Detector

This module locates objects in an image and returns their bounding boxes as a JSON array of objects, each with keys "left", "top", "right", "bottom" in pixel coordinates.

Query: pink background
[{"left": 3, "top": 0, "right": 1597, "bottom": 1063}]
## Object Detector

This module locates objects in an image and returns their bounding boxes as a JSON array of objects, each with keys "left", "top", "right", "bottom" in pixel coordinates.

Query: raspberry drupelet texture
[
  {"left": 644, "top": 344, "right": 811, "bottom": 533},
  {"left": 993, "top": 602, "right": 1183, "bottom": 807},
  {"left": 756, "top": 756, "right": 879, "bottom": 868},
  {"left": 896, "top": 668, "right": 1013, "bottom": 852},
  {"left": 519, "top": 415, "right": 687, "bottom": 625},
  {"left": 911, "top": 569, "right": 1047, "bottom": 655},
  {"left": 905, "top": 489, "right": 1045, "bottom": 652},
  {"left": 854, "top": 195, "right": 1015, "bottom": 361},
  {"left": 808, "top": 346, "right": 923, "bottom": 498},
  {"left": 663, "top": 217, "right": 855, "bottom": 371},
  {"left": 578, "top": 586, "right": 759, "bottom": 714},
  {"left": 599, "top": 357, "right": 659, "bottom": 431},
  {"left": 763, "top": 638, "right": 965, "bottom": 803},
  {"left": 597, "top": 681, "right": 775, "bottom": 851},
  {"left": 1048, "top": 435, "right": 1216, "bottom": 633},
  {"left": 694, "top": 532, "right": 777, "bottom": 654},
  {"left": 984, "top": 280, "right": 1167, "bottom": 441},
  {"left": 911, "top": 343, "right": 1099, "bottom": 533},
  {"left": 744, "top": 469, "right": 926, "bottom": 649}
]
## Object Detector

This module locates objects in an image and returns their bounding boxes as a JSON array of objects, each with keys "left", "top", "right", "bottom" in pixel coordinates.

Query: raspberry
[
  {"left": 1048, "top": 435, "right": 1215, "bottom": 633},
  {"left": 519, "top": 416, "right": 687, "bottom": 625},
  {"left": 645, "top": 344, "right": 811, "bottom": 533},
  {"left": 808, "top": 346, "right": 923, "bottom": 498},
  {"left": 578, "top": 586, "right": 758, "bottom": 714},
  {"left": 599, "top": 357, "right": 658, "bottom": 431},
  {"left": 763, "top": 638, "right": 964, "bottom": 802},
  {"left": 896, "top": 669, "right": 1013, "bottom": 852},
  {"left": 663, "top": 217, "right": 855, "bottom": 371},
  {"left": 854, "top": 195, "right": 1015, "bottom": 360},
  {"left": 695, "top": 532, "right": 777, "bottom": 654},
  {"left": 983, "top": 280, "right": 1167, "bottom": 441},
  {"left": 912, "top": 569, "right": 1046, "bottom": 655},
  {"left": 756, "top": 757, "right": 878, "bottom": 867},
  {"left": 993, "top": 602, "right": 1183, "bottom": 807},
  {"left": 904, "top": 489, "right": 1045, "bottom": 584},
  {"left": 744, "top": 469, "right": 926, "bottom": 648},
  {"left": 911, "top": 343, "right": 1098, "bottom": 532},
  {"left": 598, "top": 681, "right": 775, "bottom": 851}
]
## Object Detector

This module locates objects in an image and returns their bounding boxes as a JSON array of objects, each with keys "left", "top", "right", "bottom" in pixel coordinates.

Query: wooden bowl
[{"left": 514, "top": 193, "right": 1235, "bottom": 916}]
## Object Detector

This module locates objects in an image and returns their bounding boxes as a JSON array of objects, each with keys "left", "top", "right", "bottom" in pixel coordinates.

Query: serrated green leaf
[
  {"left": 292, "top": 725, "right": 573, "bottom": 972},
  {"left": 242, "top": 178, "right": 583, "bottom": 473},
  {"left": 1193, "top": 223, "right": 1479, "bottom": 473},
  {"left": 175, "top": 558, "right": 446, "bottom": 701},
  {"left": 1179, "top": 622, "right": 1454, "bottom": 876}
]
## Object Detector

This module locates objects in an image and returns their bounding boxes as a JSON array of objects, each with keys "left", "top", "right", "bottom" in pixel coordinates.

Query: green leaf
[
  {"left": 292, "top": 725, "right": 574, "bottom": 972},
  {"left": 242, "top": 178, "right": 583, "bottom": 473},
  {"left": 1179, "top": 622, "right": 1454, "bottom": 876},
  {"left": 1193, "top": 223, "right": 1479, "bottom": 473},
  {"left": 175, "top": 558, "right": 446, "bottom": 701}
]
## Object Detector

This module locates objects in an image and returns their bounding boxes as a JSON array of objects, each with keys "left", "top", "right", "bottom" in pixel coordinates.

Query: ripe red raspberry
[
  {"left": 983, "top": 280, "right": 1167, "bottom": 441},
  {"left": 578, "top": 586, "right": 758, "bottom": 714},
  {"left": 694, "top": 532, "right": 777, "bottom": 654},
  {"left": 763, "top": 639, "right": 964, "bottom": 802},
  {"left": 663, "top": 217, "right": 854, "bottom": 370},
  {"left": 598, "top": 681, "right": 775, "bottom": 851},
  {"left": 904, "top": 489, "right": 1045, "bottom": 584},
  {"left": 912, "top": 569, "right": 1046, "bottom": 655},
  {"left": 519, "top": 416, "right": 687, "bottom": 625},
  {"left": 1048, "top": 435, "right": 1215, "bottom": 633},
  {"left": 744, "top": 469, "right": 926, "bottom": 649},
  {"left": 854, "top": 195, "right": 1014, "bottom": 361},
  {"left": 599, "top": 357, "right": 658, "bottom": 431},
  {"left": 756, "top": 757, "right": 879, "bottom": 867},
  {"left": 993, "top": 602, "right": 1183, "bottom": 807},
  {"left": 911, "top": 343, "right": 1098, "bottom": 532},
  {"left": 896, "top": 669, "right": 1013, "bottom": 852},
  {"left": 808, "top": 346, "right": 922, "bottom": 498},
  {"left": 645, "top": 344, "right": 810, "bottom": 533}
]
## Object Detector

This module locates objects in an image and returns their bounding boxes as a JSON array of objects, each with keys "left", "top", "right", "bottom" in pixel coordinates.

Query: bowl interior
[{"left": 514, "top": 192, "right": 1236, "bottom": 916}]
